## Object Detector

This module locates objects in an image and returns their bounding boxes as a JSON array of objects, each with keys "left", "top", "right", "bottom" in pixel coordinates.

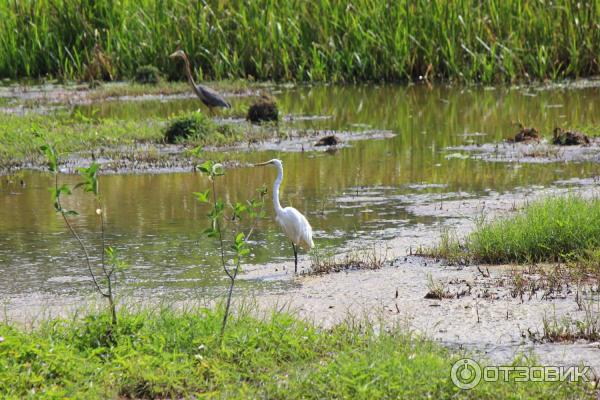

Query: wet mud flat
[
  {"left": 0, "top": 81, "right": 266, "bottom": 107},
  {"left": 248, "top": 181, "right": 600, "bottom": 371},
  {"left": 449, "top": 139, "right": 600, "bottom": 164}
]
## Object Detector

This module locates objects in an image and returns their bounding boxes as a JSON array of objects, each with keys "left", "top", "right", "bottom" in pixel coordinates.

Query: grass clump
[
  {"left": 0, "top": 306, "right": 592, "bottom": 398},
  {"left": 164, "top": 112, "right": 242, "bottom": 145},
  {"left": 527, "top": 293, "right": 600, "bottom": 343},
  {"left": 134, "top": 65, "right": 161, "bottom": 85},
  {"left": 429, "top": 196, "right": 600, "bottom": 265},
  {"left": 164, "top": 112, "right": 215, "bottom": 143},
  {"left": 469, "top": 196, "right": 600, "bottom": 264},
  {"left": 309, "top": 246, "right": 385, "bottom": 275}
]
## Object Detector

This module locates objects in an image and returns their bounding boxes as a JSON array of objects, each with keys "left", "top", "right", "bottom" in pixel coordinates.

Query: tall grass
[
  {"left": 0, "top": 0, "right": 598, "bottom": 83},
  {"left": 469, "top": 196, "right": 600, "bottom": 264}
]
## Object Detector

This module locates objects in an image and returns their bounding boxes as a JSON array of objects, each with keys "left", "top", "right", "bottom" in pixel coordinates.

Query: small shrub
[
  {"left": 164, "top": 113, "right": 214, "bottom": 143},
  {"left": 134, "top": 65, "right": 161, "bottom": 85}
]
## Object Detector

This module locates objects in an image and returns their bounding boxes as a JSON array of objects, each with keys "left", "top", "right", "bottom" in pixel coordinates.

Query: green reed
[{"left": 0, "top": 0, "right": 598, "bottom": 83}]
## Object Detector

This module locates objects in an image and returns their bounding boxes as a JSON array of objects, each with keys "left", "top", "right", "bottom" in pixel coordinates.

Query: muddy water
[{"left": 1, "top": 84, "right": 599, "bottom": 299}]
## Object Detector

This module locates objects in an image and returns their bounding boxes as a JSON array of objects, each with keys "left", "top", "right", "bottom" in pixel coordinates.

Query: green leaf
[
  {"left": 77, "top": 162, "right": 100, "bottom": 195},
  {"left": 235, "top": 232, "right": 245, "bottom": 244},
  {"left": 193, "top": 190, "right": 211, "bottom": 203},
  {"left": 197, "top": 160, "right": 214, "bottom": 174},
  {"left": 203, "top": 227, "right": 217, "bottom": 238},
  {"left": 40, "top": 143, "right": 58, "bottom": 173}
]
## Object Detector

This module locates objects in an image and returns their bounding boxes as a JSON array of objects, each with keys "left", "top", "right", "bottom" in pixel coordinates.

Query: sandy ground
[{"left": 450, "top": 139, "right": 600, "bottom": 164}]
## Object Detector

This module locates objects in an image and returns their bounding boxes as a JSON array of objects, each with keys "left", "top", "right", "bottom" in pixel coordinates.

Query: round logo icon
[{"left": 451, "top": 358, "right": 482, "bottom": 390}]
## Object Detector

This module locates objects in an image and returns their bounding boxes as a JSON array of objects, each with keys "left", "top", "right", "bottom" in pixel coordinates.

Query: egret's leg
[{"left": 292, "top": 242, "right": 298, "bottom": 274}]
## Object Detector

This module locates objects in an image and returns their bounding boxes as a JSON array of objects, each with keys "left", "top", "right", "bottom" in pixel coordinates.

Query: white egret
[{"left": 255, "top": 159, "right": 314, "bottom": 273}]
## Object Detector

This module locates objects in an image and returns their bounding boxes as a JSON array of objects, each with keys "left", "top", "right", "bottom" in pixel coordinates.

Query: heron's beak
[{"left": 253, "top": 161, "right": 272, "bottom": 167}]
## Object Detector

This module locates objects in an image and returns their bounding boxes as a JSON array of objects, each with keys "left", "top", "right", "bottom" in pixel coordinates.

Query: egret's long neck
[{"left": 272, "top": 164, "right": 284, "bottom": 215}]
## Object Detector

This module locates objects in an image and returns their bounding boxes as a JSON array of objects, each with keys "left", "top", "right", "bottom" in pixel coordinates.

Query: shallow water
[{"left": 1, "top": 83, "right": 599, "bottom": 298}]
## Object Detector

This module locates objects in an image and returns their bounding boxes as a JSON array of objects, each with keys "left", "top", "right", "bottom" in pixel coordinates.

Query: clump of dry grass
[
  {"left": 424, "top": 274, "right": 454, "bottom": 299},
  {"left": 308, "top": 246, "right": 386, "bottom": 275},
  {"left": 526, "top": 294, "right": 600, "bottom": 343}
]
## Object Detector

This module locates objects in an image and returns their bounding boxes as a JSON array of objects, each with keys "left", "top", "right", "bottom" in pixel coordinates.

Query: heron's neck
[
  {"left": 272, "top": 164, "right": 284, "bottom": 215},
  {"left": 182, "top": 54, "right": 196, "bottom": 86}
]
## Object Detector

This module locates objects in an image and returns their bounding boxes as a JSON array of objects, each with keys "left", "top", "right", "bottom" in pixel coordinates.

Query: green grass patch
[
  {"left": 0, "top": 306, "right": 592, "bottom": 398},
  {"left": 0, "top": 1, "right": 598, "bottom": 83},
  {"left": 86, "top": 80, "right": 259, "bottom": 101},
  {"left": 0, "top": 110, "right": 245, "bottom": 169},
  {"left": 429, "top": 196, "right": 600, "bottom": 265}
]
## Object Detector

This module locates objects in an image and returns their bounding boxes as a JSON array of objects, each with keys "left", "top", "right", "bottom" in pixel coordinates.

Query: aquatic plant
[
  {"left": 0, "top": 1, "right": 598, "bottom": 83},
  {"left": 194, "top": 158, "right": 267, "bottom": 341},
  {"left": 40, "top": 143, "right": 126, "bottom": 327}
]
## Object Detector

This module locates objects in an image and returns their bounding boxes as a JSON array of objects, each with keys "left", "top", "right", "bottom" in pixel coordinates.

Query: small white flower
[{"left": 95, "top": 208, "right": 102, "bottom": 215}]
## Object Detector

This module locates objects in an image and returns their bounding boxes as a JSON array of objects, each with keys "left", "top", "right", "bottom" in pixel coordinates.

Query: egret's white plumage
[{"left": 255, "top": 159, "right": 313, "bottom": 273}]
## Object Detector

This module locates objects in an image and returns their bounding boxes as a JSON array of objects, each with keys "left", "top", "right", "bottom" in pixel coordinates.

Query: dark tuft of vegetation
[
  {"left": 134, "top": 65, "right": 161, "bottom": 85},
  {"left": 315, "top": 135, "right": 341, "bottom": 146},
  {"left": 508, "top": 124, "right": 540, "bottom": 143},
  {"left": 247, "top": 98, "right": 279, "bottom": 123},
  {"left": 552, "top": 128, "right": 590, "bottom": 146},
  {"left": 164, "top": 112, "right": 215, "bottom": 143}
]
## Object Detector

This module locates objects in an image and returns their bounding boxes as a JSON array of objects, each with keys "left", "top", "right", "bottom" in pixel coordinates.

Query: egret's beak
[
  {"left": 253, "top": 161, "right": 273, "bottom": 167},
  {"left": 169, "top": 52, "right": 179, "bottom": 58}
]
